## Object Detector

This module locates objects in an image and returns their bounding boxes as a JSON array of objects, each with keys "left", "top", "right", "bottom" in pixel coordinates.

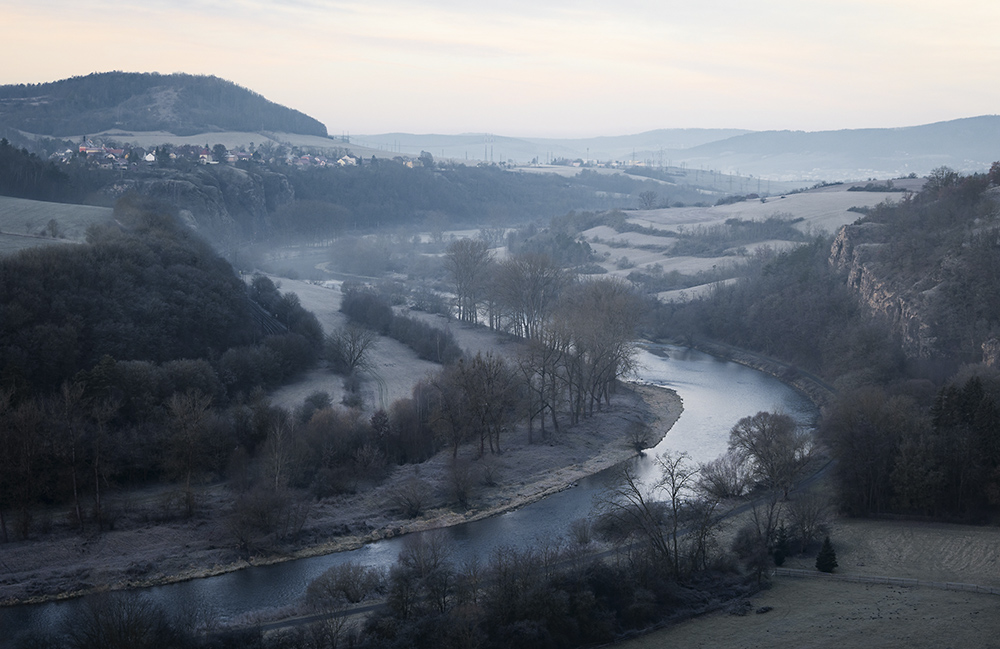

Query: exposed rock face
[
  {"left": 101, "top": 174, "right": 234, "bottom": 235},
  {"left": 830, "top": 223, "right": 939, "bottom": 358},
  {"left": 260, "top": 171, "right": 295, "bottom": 213},
  {"left": 982, "top": 338, "right": 1000, "bottom": 368},
  {"left": 99, "top": 166, "right": 294, "bottom": 242}
]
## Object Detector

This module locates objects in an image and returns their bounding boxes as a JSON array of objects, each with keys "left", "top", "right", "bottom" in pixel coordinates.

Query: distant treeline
[
  {"left": 0, "top": 137, "right": 111, "bottom": 203},
  {"left": 340, "top": 285, "right": 464, "bottom": 365},
  {"left": 285, "top": 161, "right": 635, "bottom": 232}
]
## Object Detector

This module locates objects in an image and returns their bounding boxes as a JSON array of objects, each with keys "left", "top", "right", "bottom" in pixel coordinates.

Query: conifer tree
[
  {"left": 773, "top": 524, "right": 790, "bottom": 567},
  {"left": 815, "top": 535, "right": 838, "bottom": 573}
]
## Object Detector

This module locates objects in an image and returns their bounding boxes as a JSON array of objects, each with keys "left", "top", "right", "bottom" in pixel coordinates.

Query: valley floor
[{"left": 0, "top": 383, "right": 680, "bottom": 606}]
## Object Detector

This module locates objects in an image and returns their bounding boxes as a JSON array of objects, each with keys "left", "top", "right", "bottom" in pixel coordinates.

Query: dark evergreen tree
[
  {"left": 773, "top": 524, "right": 790, "bottom": 567},
  {"left": 815, "top": 535, "right": 838, "bottom": 573}
]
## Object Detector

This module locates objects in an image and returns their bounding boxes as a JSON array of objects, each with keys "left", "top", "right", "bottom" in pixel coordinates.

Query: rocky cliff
[
  {"left": 829, "top": 223, "right": 940, "bottom": 359},
  {"left": 99, "top": 165, "right": 294, "bottom": 241}
]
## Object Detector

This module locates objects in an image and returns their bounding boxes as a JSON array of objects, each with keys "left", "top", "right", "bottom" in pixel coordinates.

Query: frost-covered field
[
  {"left": 0, "top": 196, "right": 112, "bottom": 255},
  {"left": 619, "top": 517, "right": 1000, "bottom": 649}
]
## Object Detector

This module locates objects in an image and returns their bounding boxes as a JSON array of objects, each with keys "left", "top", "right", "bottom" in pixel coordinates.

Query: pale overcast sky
[{"left": 3, "top": 0, "right": 997, "bottom": 137}]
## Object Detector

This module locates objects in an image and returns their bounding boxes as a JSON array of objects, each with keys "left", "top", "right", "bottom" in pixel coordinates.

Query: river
[{"left": 0, "top": 343, "right": 817, "bottom": 637}]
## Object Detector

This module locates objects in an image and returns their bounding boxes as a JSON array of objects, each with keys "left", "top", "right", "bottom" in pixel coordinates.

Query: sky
[{"left": 3, "top": 0, "right": 998, "bottom": 138}]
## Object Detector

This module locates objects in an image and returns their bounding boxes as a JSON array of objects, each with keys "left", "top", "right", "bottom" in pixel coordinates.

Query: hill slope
[
  {"left": 360, "top": 117, "right": 1000, "bottom": 181},
  {"left": 0, "top": 72, "right": 328, "bottom": 138},
  {"left": 669, "top": 116, "right": 1000, "bottom": 180}
]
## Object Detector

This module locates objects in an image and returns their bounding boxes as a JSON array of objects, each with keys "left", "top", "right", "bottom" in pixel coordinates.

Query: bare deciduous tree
[
  {"left": 326, "top": 324, "right": 379, "bottom": 376},
  {"left": 786, "top": 487, "right": 832, "bottom": 553},
  {"left": 728, "top": 411, "right": 810, "bottom": 498},
  {"left": 166, "top": 389, "right": 213, "bottom": 517},
  {"left": 63, "top": 591, "right": 169, "bottom": 649},
  {"left": 445, "top": 238, "right": 493, "bottom": 324},
  {"left": 698, "top": 449, "right": 751, "bottom": 499},
  {"left": 655, "top": 451, "right": 700, "bottom": 576},
  {"left": 494, "top": 253, "right": 567, "bottom": 341}
]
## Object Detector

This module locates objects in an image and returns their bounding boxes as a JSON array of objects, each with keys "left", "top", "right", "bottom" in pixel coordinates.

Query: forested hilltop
[
  {"left": 0, "top": 72, "right": 328, "bottom": 138},
  {"left": 650, "top": 163, "right": 1000, "bottom": 521}
]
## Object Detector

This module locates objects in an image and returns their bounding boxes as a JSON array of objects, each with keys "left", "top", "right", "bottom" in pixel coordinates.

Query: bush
[{"left": 389, "top": 477, "right": 431, "bottom": 518}]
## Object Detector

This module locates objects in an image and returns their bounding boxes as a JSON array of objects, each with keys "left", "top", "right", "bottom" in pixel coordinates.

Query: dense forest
[
  {"left": 0, "top": 72, "right": 328, "bottom": 137},
  {"left": 0, "top": 195, "right": 324, "bottom": 539},
  {"left": 0, "top": 137, "right": 112, "bottom": 203}
]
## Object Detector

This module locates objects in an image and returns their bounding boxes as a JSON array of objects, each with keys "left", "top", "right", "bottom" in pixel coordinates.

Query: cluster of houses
[
  {"left": 47, "top": 139, "right": 359, "bottom": 170},
  {"left": 289, "top": 153, "right": 358, "bottom": 168}
]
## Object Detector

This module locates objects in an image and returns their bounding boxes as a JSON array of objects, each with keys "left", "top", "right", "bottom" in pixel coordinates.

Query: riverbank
[
  {"left": 682, "top": 339, "right": 836, "bottom": 408},
  {"left": 0, "top": 383, "right": 681, "bottom": 607}
]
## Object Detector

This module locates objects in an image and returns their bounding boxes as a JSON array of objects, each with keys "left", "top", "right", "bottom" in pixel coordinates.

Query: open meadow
[
  {"left": 579, "top": 181, "right": 921, "bottom": 299},
  {"left": 617, "top": 517, "right": 1000, "bottom": 649},
  {"left": 0, "top": 195, "right": 112, "bottom": 256}
]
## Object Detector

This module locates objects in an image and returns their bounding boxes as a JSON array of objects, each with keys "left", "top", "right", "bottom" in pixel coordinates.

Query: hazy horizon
[{"left": 4, "top": 1, "right": 999, "bottom": 139}]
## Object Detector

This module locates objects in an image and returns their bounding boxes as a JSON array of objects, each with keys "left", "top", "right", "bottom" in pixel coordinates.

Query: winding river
[{"left": 1, "top": 343, "right": 817, "bottom": 637}]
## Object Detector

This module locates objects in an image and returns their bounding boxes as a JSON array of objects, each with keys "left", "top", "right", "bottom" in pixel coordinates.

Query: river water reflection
[{"left": 2, "top": 344, "right": 817, "bottom": 636}]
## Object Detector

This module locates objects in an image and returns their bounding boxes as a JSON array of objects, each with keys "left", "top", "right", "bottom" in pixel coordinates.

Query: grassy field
[
  {"left": 0, "top": 195, "right": 113, "bottom": 256},
  {"left": 578, "top": 182, "right": 920, "bottom": 297},
  {"left": 616, "top": 516, "right": 1000, "bottom": 649}
]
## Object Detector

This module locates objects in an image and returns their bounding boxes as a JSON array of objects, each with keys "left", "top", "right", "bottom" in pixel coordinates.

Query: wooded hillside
[{"left": 0, "top": 72, "right": 328, "bottom": 137}]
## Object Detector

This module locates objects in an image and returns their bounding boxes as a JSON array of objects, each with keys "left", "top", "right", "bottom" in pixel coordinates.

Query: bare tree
[
  {"left": 0, "top": 387, "right": 13, "bottom": 542},
  {"left": 326, "top": 324, "right": 379, "bottom": 376},
  {"left": 785, "top": 487, "right": 832, "bottom": 553},
  {"left": 56, "top": 381, "right": 88, "bottom": 530},
  {"left": 494, "top": 253, "right": 567, "bottom": 340},
  {"left": 166, "top": 390, "right": 213, "bottom": 516},
  {"left": 553, "top": 278, "right": 643, "bottom": 422},
  {"left": 63, "top": 591, "right": 170, "bottom": 649},
  {"left": 728, "top": 411, "right": 810, "bottom": 498},
  {"left": 478, "top": 225, "right": 507, "bottom": 249},
  {"left": 698, "top": 449, "right": 751, "bottom": 499},
  {"left": 262, "top": 409, "right": 297, "bottom": 492},
  {"left": 517, "top": 328, "right": 567, "bottom": 439},
  {"left": 89, "top": 397, "right": 121, "bottom": 532},
  {"left": 597, "top": 463, "right": 672, "bottom": 566},
  {"left": 7, "top": 397, "right": 45, "bottom": 539},
  {"left": 445, "top": 238, "right": 493, "bottom": 324},
  {"left": 389, "top": 532, "right": 455, "bottom": 617},
  {"left": 459, "top": 352, "right": 521, "bottom": 456},
  {"left": 307, "top": 561, "right": 386, "bottom": 608},
  {"left": 654, "top": 452, "right": 700, "bottom": 576}
]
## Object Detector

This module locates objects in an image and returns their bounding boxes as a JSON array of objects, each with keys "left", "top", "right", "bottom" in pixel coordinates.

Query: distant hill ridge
[
  {"left": 0, "top": 71, "right": 328, "bottom": 138},
  {"left": 359, "top": 117, "right": 1000, "bottom": 180}
]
